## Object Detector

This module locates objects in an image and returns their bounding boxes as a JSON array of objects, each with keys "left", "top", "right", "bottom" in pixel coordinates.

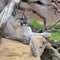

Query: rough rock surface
[
  {"left": 0, "top": 35, "right": 47, "bottom": 60},
  {"left": 0, "top": 0, "right": 8, "bottom": 12},
  {"left": 0, "top": 38, "right": 36, "bottom": 60},
  {"left": 0, "top": 0, "right": 60, "bottom": 23},
  {"left": 20, "top": 2, "right": 60, "bottom": 23}
]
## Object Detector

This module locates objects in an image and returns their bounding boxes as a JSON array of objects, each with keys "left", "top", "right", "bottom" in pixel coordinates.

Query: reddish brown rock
[{"left": 0, "top": 0, "right": 60, "bottom": 23}]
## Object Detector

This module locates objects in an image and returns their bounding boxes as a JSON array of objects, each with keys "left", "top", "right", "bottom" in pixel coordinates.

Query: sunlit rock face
[
  {"left": 0, "top": 38, "right": 32, "bottom": 60},
  {"left": 0, "top": 36, "right": 46, "bottom": 60},
  {"left": 0, "top": 0, "right": 60, "bottom": 23}
]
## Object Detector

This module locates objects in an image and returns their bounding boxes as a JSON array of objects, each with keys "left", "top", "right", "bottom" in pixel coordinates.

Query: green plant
[
  {"left": 29, "top": 19, "right": 43, "bottom": 31},
  {"left": 47, "top": 23, "right": 60, "bottom": 29},
  {"left": 50, "top": 32, "right": 60, "bottom": 40},
  {"left": 29, "top": 19, "right": 60, "bottom": 40}
]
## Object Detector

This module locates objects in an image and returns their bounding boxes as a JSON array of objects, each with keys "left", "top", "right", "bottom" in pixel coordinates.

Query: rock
[
  {"left": 19, "top": 1, "right": 60, "bottom": 23},
  {"left": 0, "top": 0, "right": 8, "bottom": 12},
  {"left": 31, "top": 34, "right": 47, "bottom": 57},
  {"left": 41, "top": 41, "right": 60, "bottom": 60},
  {"left": 0, "top": 38, "right": 38, "bottom": 60},
  {"left": 48, "top": 40, "right": 60, "bottom": 48},
  {"left": 0, "top": 35, "right": 47, "bottom": 60},
  {"left": 0, "top": 0, "right": 60, "bottom": 23}
]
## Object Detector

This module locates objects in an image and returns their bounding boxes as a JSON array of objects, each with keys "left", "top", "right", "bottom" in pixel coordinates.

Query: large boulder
[
  {"left": 0, "top": 34, "right": 47, "bottom": 60},
  {"left": 1, "top": 36, "right": 60, "bottom": 60},
  {"left": 0, "top": 38, "right": 36, "bottom": 60},
  {"left": 0, "top": 35, "right": 47, "bottom": 60}
]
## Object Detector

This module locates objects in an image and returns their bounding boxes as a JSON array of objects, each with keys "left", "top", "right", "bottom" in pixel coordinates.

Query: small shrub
[
  {"left": 50, "top": 32, "right": 60, "bottom": 40},
  {"left": 29, "top": 19, "right": 43, "bottom": 32},
  {"left": 47, "top": 23, "right": 60, "bottom": 29},
  {"left": 29, "top": 19, "right": 60, "bottom": 40}
]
